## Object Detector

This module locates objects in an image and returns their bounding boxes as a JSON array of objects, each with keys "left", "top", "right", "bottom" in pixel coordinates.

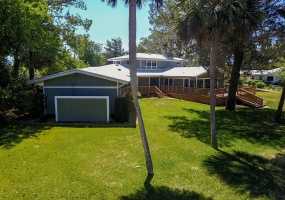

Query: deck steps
[
  {"left": 236, "top": 95, "right": 262, "bottom": 107},
  {"left": 236, "top": 88, "right": 264, "bottom": 108}
]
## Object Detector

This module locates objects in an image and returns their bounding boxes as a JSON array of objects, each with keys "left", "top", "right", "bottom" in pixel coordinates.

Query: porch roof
[{"left": 137, "top": 67, "right": 207, "bottom": 78}]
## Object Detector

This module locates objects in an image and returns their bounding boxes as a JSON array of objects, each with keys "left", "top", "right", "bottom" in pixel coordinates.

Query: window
[
  {"left": 140, "top": 60, "right": 157, "bottom": 69},
  {"left": 147, "top": 60, "right": 151, "bottom": 69},
  {"left": 267, "top": 76, "right": 274, "bottom": 82},
  {"left": 251, "top": 76, "right": 254, "bottom": 80},
  {"left": 259, "top": 76, "right": 262, "bottom": 80},
  {"left": 152, "top": 60, "right": 157, "bottom": 68},
  {"left": 141, "top": 60, "right": 146, "bottom": 69},
  {"left": 197, "top": 80, "right": 203, "bottom": 88},
  {"left": 184, "top": 79, "right": 189, "bottom": 87},
  {"left": 205, "top": 79, "right": 210, "bottom": 88},
  {"left": 164, "top": 79, "right": 168, "bottom": 86},
  {"left": 190, "top": 79, "right": 195, "bottom": 87}
]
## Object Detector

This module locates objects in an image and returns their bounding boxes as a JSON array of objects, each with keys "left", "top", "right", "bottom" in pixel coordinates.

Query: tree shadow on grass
[
  {"left": 120, "top": 185, "right": 213, "bottom": 200},
  {"left": 0, "top": 122, "right": 50, "bottom": 149},
  {"left": 203, "top": 150, "right": 285, "bottom": 199},
  {"left": 165, "top": 108, "right": 285, "bottom": 148}
]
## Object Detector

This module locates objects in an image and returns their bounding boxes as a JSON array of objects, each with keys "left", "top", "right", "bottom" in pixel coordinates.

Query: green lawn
[{"left": 0, "top": 91, "right": 284, "bottom": 199}]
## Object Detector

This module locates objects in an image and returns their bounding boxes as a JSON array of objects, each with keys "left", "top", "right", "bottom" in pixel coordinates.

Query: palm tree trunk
[
  {"left": 226, "top": 46, "right": 244, "bottom": 111},
  {"left": 210, "top": 29, "right": 219, "bottom": 150},
  {"left": 274, "top": 86, "right": 285, "bottom": 121},
  {"left": 129, "top": 0, "right": 154, "bottom": 183}
]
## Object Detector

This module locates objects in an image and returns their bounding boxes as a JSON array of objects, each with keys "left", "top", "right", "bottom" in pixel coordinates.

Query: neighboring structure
[
  {"left": 28, "top": 53, "right": 223, "bottom": 122},
  {"left": 240, "top": 68, "right": 281, "bottom": 84}
]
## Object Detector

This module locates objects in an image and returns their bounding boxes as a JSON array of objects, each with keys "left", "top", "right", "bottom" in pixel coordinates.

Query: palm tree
[
  {"left": 101, "top": 0, "right": 163, "bottom": 184},
  {"left": 174, "top": 0, "right": 254, "bottom": 149}
]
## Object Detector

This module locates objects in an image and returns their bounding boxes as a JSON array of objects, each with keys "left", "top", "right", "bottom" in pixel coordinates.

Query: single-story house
[{"left": 240, "top": 68, "right": 281, "bottom": 84}]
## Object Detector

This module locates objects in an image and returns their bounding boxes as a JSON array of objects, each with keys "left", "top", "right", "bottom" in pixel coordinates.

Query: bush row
[{"left": 115, "top": 97, "right": 129, "bottom": 123}]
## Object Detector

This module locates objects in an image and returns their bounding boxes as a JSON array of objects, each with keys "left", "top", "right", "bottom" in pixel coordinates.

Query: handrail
[
  {"left": 154, "top": 86, "right": 163, "bottom": 94},
  {"left": 161, "top": 85, "right": 224, "bottom": 96},
  {"left": 236, "top": 88, "right": 263, "bottom": 107}
]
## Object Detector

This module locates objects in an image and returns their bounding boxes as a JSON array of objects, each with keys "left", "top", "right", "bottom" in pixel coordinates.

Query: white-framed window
[
  {"left": 147, "top": 60, "right": 152, "bottom": 69},
  {"left": 140, "top": 60, "right": 157, "bottom": 69},
  {"left": 141, "top": 60, "right": 146, "bottom": 69}
]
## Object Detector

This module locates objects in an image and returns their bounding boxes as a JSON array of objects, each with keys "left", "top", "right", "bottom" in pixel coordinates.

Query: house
[
  {"left": 108, "top": 53, "right": 224, "bottom": 88},
  {"left": 240, "top": 68, "right": 281, "bottom": 84},
  {"left": 28, "top": 53, "right": 222, "bottom": 122}
]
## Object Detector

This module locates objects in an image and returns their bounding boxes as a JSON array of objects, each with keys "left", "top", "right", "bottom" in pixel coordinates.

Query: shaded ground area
[
  {"left": 0, "top": 103, "right": 137, "bottom": 128},
  {"left": 0, "top": 122, "right": 50, "bottom": 149},
  {"left": 203, "top": 150, "right": 285, "bottom": 199},
  {"left": 165, "top": 107, "right": 285, "bottom": 148},
  {"left": 120, "top": 185, "right": 213, "bottom": 200}
]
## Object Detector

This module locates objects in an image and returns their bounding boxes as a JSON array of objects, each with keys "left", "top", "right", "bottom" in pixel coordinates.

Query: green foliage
[
  {"left": 256, "top": 81, "right": 266, "bottom": 88},
  {"left": 115, "top": 97, "right": 129, "bottom": 123},
  {"left": 78, "top": 35, "right": 106, "bottom": 66},
  {"left": 104, "top": 37, "right": 125, "bottom": 59},
  {"left": 6, "top": 77, "right": 46, "bottom": 118}
]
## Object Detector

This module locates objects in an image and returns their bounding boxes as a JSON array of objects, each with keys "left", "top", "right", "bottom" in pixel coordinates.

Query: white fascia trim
[
  {"left": 28, "top": 69, "right": 129, "bottom": 85},
  {"left": 44, "top": 86, "right": 117, "bottom": 89},
  {"left": 55, "top": 96, "right": 110, "bottom": 122}
]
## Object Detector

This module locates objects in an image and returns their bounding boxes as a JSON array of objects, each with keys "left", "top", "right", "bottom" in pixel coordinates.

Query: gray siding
[
  {"left": 45, "top": 74, "right": 117, "bottom": 87},
  {"left": 57, "top": 98, "right": 107, "bottom": 122},
  {"left": 157, "top": 61, "right": 180, "bottom": 69},
  {"left": 45, "top": 88, "right": 117, "bottom": 115}
]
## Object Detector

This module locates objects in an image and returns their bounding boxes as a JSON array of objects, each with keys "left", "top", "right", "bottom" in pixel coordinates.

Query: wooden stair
[
  {"left": 155, "top": 86, "right": 169, "bottom": 98},
  {"left": 236, "top": 88, "right": 264, "bottom": 107}
]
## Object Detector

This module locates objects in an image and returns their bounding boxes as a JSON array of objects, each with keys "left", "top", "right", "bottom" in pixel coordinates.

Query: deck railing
[
  {"left": 161, "top": 85, "right": 225, "bottom": 96},
  {"left": 236, "top": 88, "right": 263, "bottom": 107},
  {"left": 237, "top": 85, "right": 256, "bottom": 93},
  {"left": 120, "top": 86, "right": 162, "bottom": 96},
  {"left": 121, "top": 85, "right": 229, "bottom": 97}
]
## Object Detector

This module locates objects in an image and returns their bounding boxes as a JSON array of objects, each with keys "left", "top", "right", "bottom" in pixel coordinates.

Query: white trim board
[
  {"left": 45, "top": 86, "right": 117, "bottom": 89},
  {"left": 54, "top": 96, "right": 109, "bottom": 122}
]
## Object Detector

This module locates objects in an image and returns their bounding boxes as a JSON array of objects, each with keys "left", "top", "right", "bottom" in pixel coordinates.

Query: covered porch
[{"left": 137, "top": 77, "right": 215, "bottom": 89}]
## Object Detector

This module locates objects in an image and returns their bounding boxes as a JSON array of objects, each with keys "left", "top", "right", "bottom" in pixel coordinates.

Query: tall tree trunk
[
  {"left": 29, "top": 67, "right": 35, "bottom": 80},
  {"left": 274, "top": 86, "right": 285, "bottom": 121},
  {"left": 210, "top": 29, "right": 219, "bottom": 150},
  {"left": 226, "top": 46, "right": 244, "bottom": 111},
  {"left": 129, "top": 0, "right": 154, "bottom": 184},
  {"left": 12, "top": 53, "right": 20, "bottom": 78}
]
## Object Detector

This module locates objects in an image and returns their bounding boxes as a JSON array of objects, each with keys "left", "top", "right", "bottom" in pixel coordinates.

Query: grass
[{"left": 0, "top": 91, "right": 284, "bottom": 199}]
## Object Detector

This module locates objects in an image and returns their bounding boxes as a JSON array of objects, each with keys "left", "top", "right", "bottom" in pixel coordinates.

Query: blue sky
[{"left": 71, "top": 0, "right": 152, "bottom": 50}]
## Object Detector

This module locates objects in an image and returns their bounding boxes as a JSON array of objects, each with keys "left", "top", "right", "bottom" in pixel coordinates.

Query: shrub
[
  {"left": 115, "top": 97, "right": 129, "bottom": 123},
  {"left": 7, "top": 77, "right": 46, "bottom": 118},
  {"left": 256, "top": 81, "right": 266, "bottom": 88}
]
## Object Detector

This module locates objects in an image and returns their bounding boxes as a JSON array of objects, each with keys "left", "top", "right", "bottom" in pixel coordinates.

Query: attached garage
[{"left": 55, "top": 96, "right": 109, "bottom": 122}]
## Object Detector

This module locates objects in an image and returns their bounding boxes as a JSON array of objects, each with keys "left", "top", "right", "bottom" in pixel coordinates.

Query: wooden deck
[{"left": 120, "top": 85, "right": 263, "bottom": 107}]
